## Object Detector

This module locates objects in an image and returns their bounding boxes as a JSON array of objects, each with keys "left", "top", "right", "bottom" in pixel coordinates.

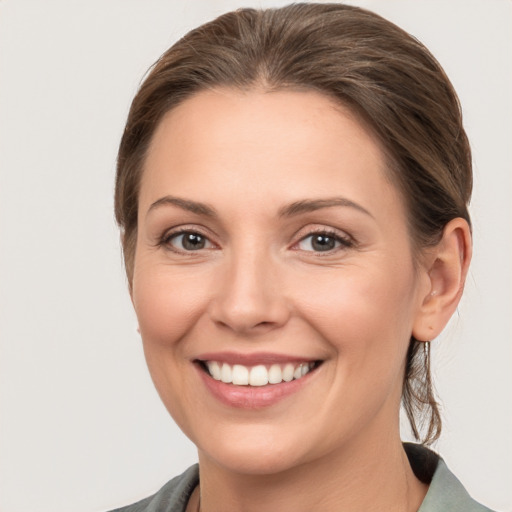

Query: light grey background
[{"left": 0, "top": 1, "right": 510, "bottom": 511}]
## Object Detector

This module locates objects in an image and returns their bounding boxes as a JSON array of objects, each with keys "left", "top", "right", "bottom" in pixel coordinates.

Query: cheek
[
  {"left": 131, "top": 260, "right": 213, "bottom": 433},
  {"left": 294, "top": 262, "right": 419, "bottom": 428},
  {"left": 132, "top": 260, "right": 209, "bottom": 350},
  {"left": 293, "top": 260, "right": 418, "bottom": 362}
]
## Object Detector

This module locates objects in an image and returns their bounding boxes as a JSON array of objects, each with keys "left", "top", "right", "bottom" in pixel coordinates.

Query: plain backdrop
[{"left": 0, "top": 1, "right": 510, "bottom": 511}]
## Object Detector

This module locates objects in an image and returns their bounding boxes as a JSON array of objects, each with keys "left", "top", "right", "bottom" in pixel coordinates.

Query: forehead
[{"left": 140, "top": 88, "right": 403, "bottom": 222}]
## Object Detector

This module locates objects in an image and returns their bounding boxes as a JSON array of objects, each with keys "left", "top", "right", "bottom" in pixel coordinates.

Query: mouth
[{"left": 196, "top": 359, "right": 322, "bottom": 387}]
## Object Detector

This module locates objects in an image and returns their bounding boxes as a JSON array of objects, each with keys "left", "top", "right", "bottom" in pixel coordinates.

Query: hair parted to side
[{"left": 115, "top": 3, "right": 472, "bottom": 445}]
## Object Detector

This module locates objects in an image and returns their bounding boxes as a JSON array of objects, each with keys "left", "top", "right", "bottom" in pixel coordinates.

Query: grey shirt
[{"left": 109, "top": 444, "right": 494, "bottom": 512}]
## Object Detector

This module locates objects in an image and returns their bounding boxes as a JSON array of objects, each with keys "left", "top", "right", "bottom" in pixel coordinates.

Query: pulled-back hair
[{"left": 115, "top": 3, "right": 472, "bottom": 444}]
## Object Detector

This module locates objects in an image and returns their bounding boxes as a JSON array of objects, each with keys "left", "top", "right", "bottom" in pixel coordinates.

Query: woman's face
[{"left": 132, "top": 89, "right": 431, "bottom": 475}]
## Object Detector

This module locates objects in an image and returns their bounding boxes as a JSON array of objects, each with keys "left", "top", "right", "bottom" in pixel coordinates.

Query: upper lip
[{"left": 194, "top": 351, "right": 321, "bottom": 366}]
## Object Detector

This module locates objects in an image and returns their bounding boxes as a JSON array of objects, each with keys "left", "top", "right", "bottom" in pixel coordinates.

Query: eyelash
[
  {"left": 159, "top": 227, "right": 354, "bottom": 254},
  {"left": 293, "top": 228, "right": 354, "bottom": 254},
  {"left": 160, "top": 228, "right": 214, "bottom": 254}
]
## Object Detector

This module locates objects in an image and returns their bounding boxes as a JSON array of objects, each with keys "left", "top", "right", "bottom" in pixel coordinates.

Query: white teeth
[
  {"left": 205, "top": 360, "right": 316, "bottom": 386},
  {"left": 283, "top": 363, "right": 294, "bottom": 382},
  {"left": 249, "top": 365, "right": 269, "bottom": 386},
  {"left": 207, "top": 361, "right": 221, "bottom": 380},
  {"left": 232, "top": 364, "right": 249, "bottom": 385},
  {"left": 268, "top": 364, "right": 282, "bottom": 384},
  {"left": 220, "top": 363, "right": 232, "bottom": 383}
]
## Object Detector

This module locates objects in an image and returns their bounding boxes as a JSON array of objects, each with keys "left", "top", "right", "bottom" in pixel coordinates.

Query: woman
[{"left": 111, "top": 3, "right": 493, "bottom": 511}]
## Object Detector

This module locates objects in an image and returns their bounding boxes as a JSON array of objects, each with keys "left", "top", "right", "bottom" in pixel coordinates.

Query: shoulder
[
  {"left": 107, "top": 464, "right": 199, "bottom": 512},
  {"left": 404, "top": 443, "right": 495, "bottom": 512}
]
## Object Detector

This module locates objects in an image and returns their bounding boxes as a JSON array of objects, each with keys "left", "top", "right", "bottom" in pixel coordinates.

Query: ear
[{"left": 412, "top": 218, "right": 472, "bottom": 342}]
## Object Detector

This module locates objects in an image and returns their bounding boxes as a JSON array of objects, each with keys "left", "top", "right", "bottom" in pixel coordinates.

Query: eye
[
  {"left": 165, "top": 231, "right": 213, "bottom": 251},
  {"left": 297, "top": 231, "right": 351, "bottom": 252}
]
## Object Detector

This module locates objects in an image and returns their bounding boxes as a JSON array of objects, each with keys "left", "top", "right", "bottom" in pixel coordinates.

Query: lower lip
[{"left": 196, "top": 365, "right": 316, "bottom": 409}]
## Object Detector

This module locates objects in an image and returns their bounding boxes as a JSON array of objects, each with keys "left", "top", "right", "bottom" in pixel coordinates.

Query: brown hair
[{"left": 115, "top": 3, "right": 472, "bottom": 444}]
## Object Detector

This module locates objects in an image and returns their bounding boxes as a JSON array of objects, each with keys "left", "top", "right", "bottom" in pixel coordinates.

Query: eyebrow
[
  {"left": 278, "top": 197, "right": 374, "bottom": 219},
  {"left": 147, "top": 196, "right": 217, "bottom": 218},
  {"left": 146, "top": 195, "right": 373, "bottom": 219}
]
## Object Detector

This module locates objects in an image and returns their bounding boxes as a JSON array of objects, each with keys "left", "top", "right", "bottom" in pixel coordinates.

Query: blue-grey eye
[
  {"left": 170, "top": 232, "right": 211, "bottom": 251},
  {"left": 298, "top": 233, "right": 341, "bottom": 252}
]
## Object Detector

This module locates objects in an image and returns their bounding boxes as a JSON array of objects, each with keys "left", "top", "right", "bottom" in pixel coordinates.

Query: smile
[
  {"left": 194, "top": 353, "right": 323, "bottom": 408},
  {"left": 202, "top": 361, "right": 317, "bottom": 386}
]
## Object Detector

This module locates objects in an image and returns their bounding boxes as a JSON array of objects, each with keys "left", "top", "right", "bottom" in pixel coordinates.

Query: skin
[{"left": 131, "top": 88, "right": 471, "bottom": 512}]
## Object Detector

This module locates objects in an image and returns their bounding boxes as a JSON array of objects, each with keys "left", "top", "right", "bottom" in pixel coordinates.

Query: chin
[
  {"left": 201, "top": 444, "right": 305, "bottom": 476},
  {"left": 194, "top": 424, "right": 314, "bottom": 476}
]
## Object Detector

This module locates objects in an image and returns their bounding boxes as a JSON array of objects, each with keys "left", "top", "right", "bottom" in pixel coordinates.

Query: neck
[{"left": 195, "top": 430, "right": 427, "bottom": 512}]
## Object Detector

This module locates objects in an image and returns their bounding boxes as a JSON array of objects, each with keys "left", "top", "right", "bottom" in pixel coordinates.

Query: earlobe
[{"left": 412, "top": 218, "right": 472, "bottom": 342}]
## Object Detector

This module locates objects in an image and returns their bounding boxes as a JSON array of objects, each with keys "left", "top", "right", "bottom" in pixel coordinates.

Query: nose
[{"left": 208, "top": 246, "right": 290, "bottom": 335}]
